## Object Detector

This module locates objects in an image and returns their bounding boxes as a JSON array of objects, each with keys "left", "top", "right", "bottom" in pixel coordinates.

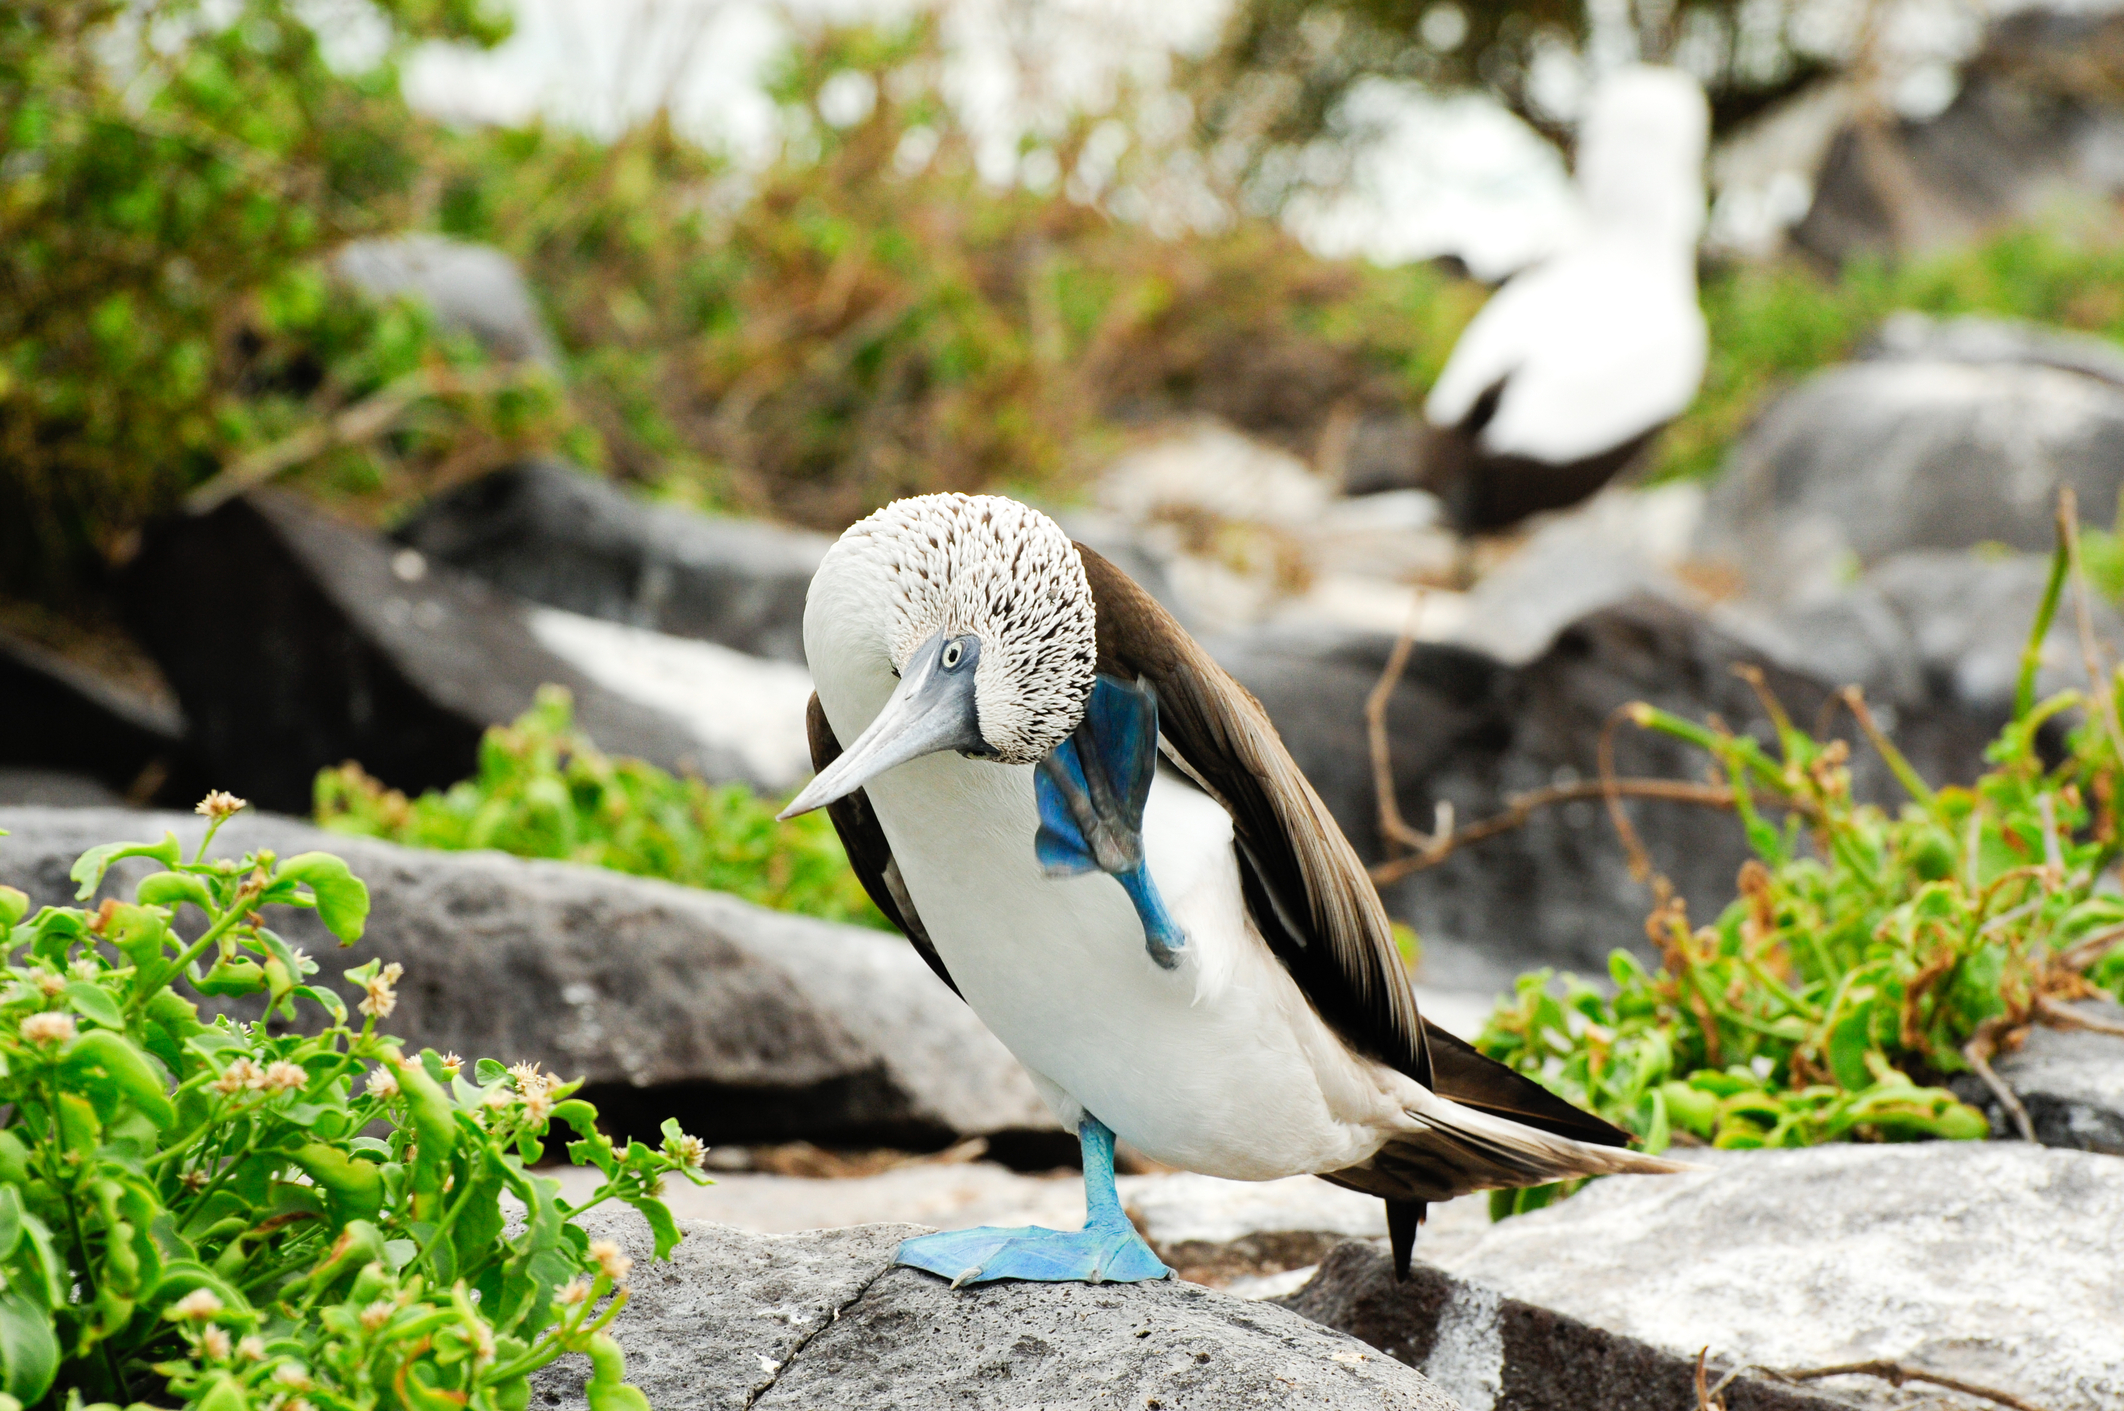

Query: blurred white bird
[{"left": 1410, "top": 65, "right": 1710, "bottom": 533}]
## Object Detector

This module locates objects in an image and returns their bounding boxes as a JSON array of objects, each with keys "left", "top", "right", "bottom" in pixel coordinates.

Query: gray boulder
[
  {"left": 1698, "top": 356, "right": 2124, "bottom": 606},
  {"left": 396, "top": 463, "right": 831, "bottom": 665},
  {"left": 1220, "top": 598, "right": 1924, "bottom": 991},
  {"left": 1294, "top": 1145, "right": 2124, "bottom": 1411},
  {"left": 533, "top": 1208, "right": 1460, "bottom": 1410},
  {"left": 0, "top": 807, "right": 1057, "bottom": 1152},
  {"left": 0, "top": 628, "right": 188, "bottom": 802},
  {"left": 1952, "top": 999, "right": 2124, "bottom": 1154},
  {"left": 121, "top": 490, "right": 799, "bottom": 813},
  {"left": 334, "top": 234, "right": 560, "bottom": 370},
  {"left": 1282, "top": 1245, "right": 1843, "bottom": 1411},
  {"left": 1792, "top": 10, "right": 2124, "bottom": 266}
]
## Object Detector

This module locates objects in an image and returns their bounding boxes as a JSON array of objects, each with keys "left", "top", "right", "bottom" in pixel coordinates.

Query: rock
[
  {"left": 1791, "top": 10, "right": 2124, "bottom": 266},
  {"left": 1282, "top": 1243, "right": 1845, "bottom": 1411},
  {"left": 544, "top": 1163, "right": 1502, "bottom": 1295},
  {"left": 1220, "top": 597, "right": 1896, "bottom": 991},
  {"left": 530, "top": 1208, "right": 1461, "bottom": 1410},
  {"left": 0, "top": 770, "right": 126, "bottom": 808},
  {"left": 0, "top": 628, "right": 187, "bottom": 799},
  {"left": 1951, "top": 998, "right": 2124, "bottom": 1154},
  {"left": 0, "top": 806, "right": 1057, "bottom": 1151},
  {"left": 1697, "top": 355, "right": 2124, "bottom": 606},
  {"left": 1863, "top": 310, "right": 2124, "bottom": 387},
  {"left": 1293, "top": 1145, "right": 2124, "bottom": 1411},
  {"left": 334, "top": 234, "right": 560, "bottom": 370},
  {"left": 121, "top": 490, "right": 801, "bottom": 812},
  {"left": 395, "top": 462, "right": 830, "bottom": 664}
]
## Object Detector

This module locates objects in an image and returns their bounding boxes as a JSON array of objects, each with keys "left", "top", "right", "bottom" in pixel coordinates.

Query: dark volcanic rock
[
  {"left": 1219, "top": 597, "right": 1950, "bottom": 991},
  {"left": 122, "top": 490, "right": 754, "bottom": 812},
  {"left": 1289, "top": 1146, "right": 2124, "bottom": 1411},
  {"left": 0, "top": 807, "right": 1054, "bottom": 1149},
  {"left": 1951, "top": 998, "right": 2124, "bottom": 1155},
  {"left": 334, "top": 234, "right": 560, "bottom": 369},
  {"left": 531, "top": 1208, "right": 1459, "bottom": 1411},
  {"left": 396, "top": 463, "right": 830, "bottom": 664},
  {"left": 1281, "top": 1244, "right": 1842, "bottom": 1411},
  {"left": 0, "top": 629, "right": 186, "bottom": 799}
]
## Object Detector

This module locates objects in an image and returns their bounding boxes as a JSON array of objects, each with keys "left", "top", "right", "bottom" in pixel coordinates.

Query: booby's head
[
  {"left": 1575, "top": 64, "right": 1709, "bottom": 248},
  {"left": 779, "top": 493, "right": 1098, "bottom": 819}
]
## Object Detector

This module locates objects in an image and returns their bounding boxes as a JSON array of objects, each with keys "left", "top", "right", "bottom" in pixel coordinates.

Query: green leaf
[
  {"left": 62, "top": 981, "right": 124, "bottom": 1030},
  {"left": 134, "top": 871, "right": 215, "bottom": 913},
  {"left": 476, "top": 1058, "right": 509, "bottom": 1086},
  {"left": 60, "top": 1029, "right": 174, "bottom": 1128},
  {"left": 0, "top": 1289, "right": 58, "bottom": 1404},
  {"left": 69, "top": 834, "right": 181, "bottom": 900},
  {"left": 621, "top": 1194, "right": 682, "bottom": 1261},
  {"left": 275, "top": 853, "right": 369, "bottom": 943}
]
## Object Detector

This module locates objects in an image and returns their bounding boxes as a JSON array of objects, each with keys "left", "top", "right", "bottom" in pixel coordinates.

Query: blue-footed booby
[
  {"left": 781, "top": 493, "right": 1685, "bottom": 1286},
  {"left": 1409, "top": 65, "right": 1709, "bottom": 532}
]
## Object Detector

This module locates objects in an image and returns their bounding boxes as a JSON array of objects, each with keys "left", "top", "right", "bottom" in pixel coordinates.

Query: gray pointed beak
[{"left": 779, "top": 634, "right": 986, "bottom": 820}]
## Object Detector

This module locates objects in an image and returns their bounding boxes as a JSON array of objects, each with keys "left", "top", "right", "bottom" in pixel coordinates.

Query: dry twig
[
  {"left": 2057, "top": 485, "right": 2124, "bottom": 758},
  {"left": 1768, "top": 1358, "right": 2051, "bottom": 1411},
  {"left": 1367, "top": 777, "right": 1747, "bottom": 885},
  {"left": 1962, "top": 1016, "right": 2036, "bottom": 1143},
  {"left": 2034, "top": 993, "right": 2124, "bottom": 1037}
]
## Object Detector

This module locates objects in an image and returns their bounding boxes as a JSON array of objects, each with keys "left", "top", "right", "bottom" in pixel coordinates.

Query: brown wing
[
  {"left": 1075, "top": 543, "right": 1636, "bottom": 1152},
  {"left": 1074, "top": 543, "right": 1430, "bottom": 1085},
  {"left": 806, "top": 693, "right": 960, "bottom": 999}
]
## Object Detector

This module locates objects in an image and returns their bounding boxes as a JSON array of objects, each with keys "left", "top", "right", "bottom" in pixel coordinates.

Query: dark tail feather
[{"left": 1386, "top": 1199, "right": 1426, "bottom": 1281}]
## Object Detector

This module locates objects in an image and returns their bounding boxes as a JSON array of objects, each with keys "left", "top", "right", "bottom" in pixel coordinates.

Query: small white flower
[
  {"left": 272, "top": 1363, "right": 312, "bottom": 1389},
  {"left": 20, "top": 1012, "right": 75, "bottom": 1046},
  {"left": 359, "top": 1299, "right": 393, "bottom": 1332},
  {"left": 359, "top": 962, "right": 403, "bottom": 1019},
  {"left": 195, "top": 791, "right": 248, "bottom": 821},
  {"left": 170, "top": 1288, "right": 223, "bottom": 1321},
  {"left": 213, "top": 1058, "right": 262, "bottom": 1096},
  {"left": 237, "top": 1335, "right": 266, "bottom": 1362},
  {"left": 588, "top": 1240, "right": 632, "bottom": 1285},
  {"left": 555, "top": 1279, "right": 591, "bottom": 1307},
  {"left": 261, "top": 1061, "right": 307, "bottom": 1093},
  {"left": 438, "top": 1052, "right": 462, "bottom": 1079},
  {"left": 199, "top": 1326, "right": 231, "bottom": 1361},
  {"left": 30, "top": 970, "right": 66, "bottom": 998},
  {"left": 364, "top": 1066, "right": 400, "bottom": 1100},
  {"left": 667, "top": 1133, "right": 707, "bottom": 1170}
]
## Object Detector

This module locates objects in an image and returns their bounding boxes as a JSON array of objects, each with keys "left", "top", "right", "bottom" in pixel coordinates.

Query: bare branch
[
  {"left": 2058, "top": 485, "right": 2124, "bottom": 759},
  {"left": 1768, "top": 1358, "right": 2051, "bottom": 1411},
  {"left": 1963, "top": 1018, "right": 2036, "bottom": 1143}
]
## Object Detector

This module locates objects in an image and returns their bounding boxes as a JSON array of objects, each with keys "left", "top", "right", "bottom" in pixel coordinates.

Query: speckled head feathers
[{"left": 828, "top": 493, "right": 1098, "bottom": 764}]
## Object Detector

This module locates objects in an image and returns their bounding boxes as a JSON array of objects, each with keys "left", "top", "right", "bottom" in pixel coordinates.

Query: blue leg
[
  {"left": 894, "top": 1117, "right": 1171, "bottom": 1288},
  {"left": 1035, "top": 675, "right": 1188, "bottom": 967}
]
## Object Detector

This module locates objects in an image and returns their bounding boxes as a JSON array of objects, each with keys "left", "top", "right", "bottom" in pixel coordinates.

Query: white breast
[{"left": 854, "top": 745, "right": 1408, "bottom": 1181}]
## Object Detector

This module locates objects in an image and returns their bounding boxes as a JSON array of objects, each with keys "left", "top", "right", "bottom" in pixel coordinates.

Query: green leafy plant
[
  {"left": 0, "top": 798, "right": 705, "bottom": 1408},
  {"left": 1477, "top": 538, "right": 2124, "bottom": 1216},
  {"left": 315, "top": 687, "right": 887, "bottom": 929}
]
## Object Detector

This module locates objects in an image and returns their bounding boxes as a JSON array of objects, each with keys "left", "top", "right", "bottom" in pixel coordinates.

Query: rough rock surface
[
  {"left": 0, "top": 807, "right": 1056, "bottom": 1150},
  {"left": 396, "top": 463, "right": 830, "bottom": 664},
  {"left": 531, "top": 1209, "right": 1460, "bottom": 1410},
  {"left": 1282, "top": 1243, "right": 1843, "bottom": 1411},
  {"left": 335, "top": 234, "right": 560, "bottom": 369},
  {"left": 1220, "top": 597, "right": 1938, "bottom": 990},
  {"left": 1303, "top": 1146, "right": 2124, "bottom": 1411},
  {"left": 122, "top": 490, "right": 771, "bottom": 811},
  {"left": 0, "top": 628, "right": 186, "bottom": 799},
  {"left": 1951, "top": 999, "right": 2124, "bottom": 1154},
  {"left": 1697, "top": 356, "right": 2124, "bottom": 605}
]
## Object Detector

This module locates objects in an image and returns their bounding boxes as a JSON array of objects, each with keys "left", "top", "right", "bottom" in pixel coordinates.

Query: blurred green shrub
[
  {"left": 0, "top": 0, "right": 576, "bottom": 603},
  {"left": 1478, "top": 556, "right": 2124, "bottom": 1215},
  {"left": 423, "top": 15, "right": 1482, "bottom": 529},
  {"left": 0, "top": 801, "right": 697, "bottom": 1408},
  {"left": 316, "top": 687, "right": 887, "bottom": 929}
]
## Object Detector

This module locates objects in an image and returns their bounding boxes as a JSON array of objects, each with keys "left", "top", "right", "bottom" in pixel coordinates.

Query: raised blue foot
[
  {"left": 895, "top": 1117, "right": 1171, "bottom": 1288},
  {"left": 1035, "top": 674, "right": 1188, "bottom": 968}
]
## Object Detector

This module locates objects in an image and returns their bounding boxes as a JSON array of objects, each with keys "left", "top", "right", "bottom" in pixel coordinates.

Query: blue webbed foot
[
  {"left": 894, "top": 1221, "right": 1169, "bottom": 1289},
  {"left": 1036, "top": 675, "right": 1188, "bottom": 968},
  {"left": 895, "top": 1116, "right": 1172, "bottom": 1288}
]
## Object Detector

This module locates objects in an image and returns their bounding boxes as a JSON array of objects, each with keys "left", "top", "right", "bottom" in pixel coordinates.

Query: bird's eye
[{"left": 941, "top": 640, "right": 964, "bottom": 669}]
